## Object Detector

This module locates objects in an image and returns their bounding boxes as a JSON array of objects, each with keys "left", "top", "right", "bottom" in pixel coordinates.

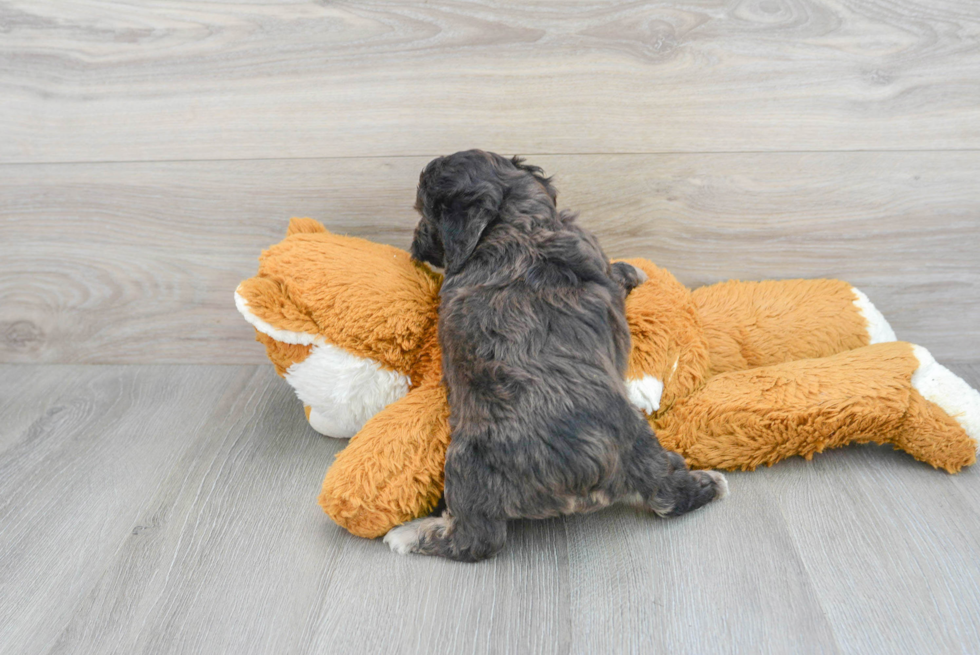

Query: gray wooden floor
[
  {"left": 3, "top": 1, "right": 980, "bottom": 653},
  {"left": 2, "top": 363, "right": 979, "bottom": 654}
]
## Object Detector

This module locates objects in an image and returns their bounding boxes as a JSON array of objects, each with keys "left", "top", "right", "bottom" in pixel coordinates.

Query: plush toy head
[
  {"left": 238, "top": 218, "right": 980, "bottom": 539},
  {"left": 235, "top": 218, "right": 443, "bottom": 438}
]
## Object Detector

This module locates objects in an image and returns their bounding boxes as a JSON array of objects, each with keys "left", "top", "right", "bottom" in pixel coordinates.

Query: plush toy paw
[
  {"left": 851, "top": 287, "right": 897, "bottom": 345},
  {"left": 912, "top": 345, "right": 980, "bottom": 453}
]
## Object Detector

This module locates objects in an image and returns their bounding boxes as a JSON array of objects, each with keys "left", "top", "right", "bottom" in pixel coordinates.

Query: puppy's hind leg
[
  {"left": 626, "top": 428, "right": 728, "bottom": 518},
  {"left": 384, "top": 511, "right": 506, "bottom": 562}
]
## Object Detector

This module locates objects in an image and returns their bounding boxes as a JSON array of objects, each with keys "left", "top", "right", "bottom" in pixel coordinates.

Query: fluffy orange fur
[
  {"left": 654, "top": 342, "right": 975, "bottom": 472},
  {"left": 238, "top": 219, "right": 977, "bottom": 538},
  {"left": 237, "top": 219, "right": 442, "bottom": 383},
  {"left": 319, "top": 383, "right": 451, "bottom": 537}
]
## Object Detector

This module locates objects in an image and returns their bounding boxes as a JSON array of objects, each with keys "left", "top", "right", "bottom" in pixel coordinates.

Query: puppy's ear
[
  {"left": 410, "top": 218, "right": 445, "bottom": 268},
  {"left": 512, "top": 156, "right": 557, "bottom": 203},
  {"left": 440, "top": 181, "right": 501, "bottom": 274}
]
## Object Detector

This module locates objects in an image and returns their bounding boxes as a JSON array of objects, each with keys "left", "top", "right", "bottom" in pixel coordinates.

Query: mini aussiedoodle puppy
[{"left": 385, "top": 150, "right": 728, "bottom": 562}]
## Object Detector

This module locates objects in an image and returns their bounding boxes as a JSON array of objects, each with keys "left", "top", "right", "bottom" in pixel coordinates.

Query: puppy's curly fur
[{"left": 386, "top": 150, "right": 727, "bottom": 562}]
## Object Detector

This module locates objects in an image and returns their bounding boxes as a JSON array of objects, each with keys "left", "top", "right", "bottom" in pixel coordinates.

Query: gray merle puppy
[{"left": 385, "top": 150, "right": 727, "bottom": 562}]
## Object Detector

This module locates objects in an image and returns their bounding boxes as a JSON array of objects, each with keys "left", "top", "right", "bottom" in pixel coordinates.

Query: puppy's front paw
[{"left": 384, "top": 522, "right": 422, "bottom": 555}]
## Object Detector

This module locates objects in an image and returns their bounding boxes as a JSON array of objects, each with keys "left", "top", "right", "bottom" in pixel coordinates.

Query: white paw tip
[
  {"left": 911, "top": 345, "right": 980, "bottom": 446},
  {"left": 626, "top": 375, "right": 664, "bottom": 415},
  {"left": 705, "top": 470, "right": 729, "bottom": 499},
  {"left": 383, "top": 524, "right": 419, "bottom": 555},
  {"left": 851, "top": 287, "right": 897, "bottom": 344}
]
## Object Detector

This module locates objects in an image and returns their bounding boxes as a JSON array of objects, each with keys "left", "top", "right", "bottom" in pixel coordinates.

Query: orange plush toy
[{"left": 236, "top": 218, "right": 980, "bottom": 539}]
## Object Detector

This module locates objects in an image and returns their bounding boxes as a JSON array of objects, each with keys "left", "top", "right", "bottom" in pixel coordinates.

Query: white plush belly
[
  {"left": 235, "top": 288, "right": 410, "bottom": 439},
  {"left": 287, "top": 343, "right": 410, "bottom": 438}
]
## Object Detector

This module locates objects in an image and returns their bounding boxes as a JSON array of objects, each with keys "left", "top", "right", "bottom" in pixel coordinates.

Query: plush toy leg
[
  {"left": 692, "top": 279, "right": 896, "bottom": 375},
  {"left": 903, "top": 345, "right": 980, "bottom": 464},
  {"left": 653, "top": 342, "right": 978, "bottom": 473},
  {"left": 319, "top": 383, "right": 450, "bottom": 539}
]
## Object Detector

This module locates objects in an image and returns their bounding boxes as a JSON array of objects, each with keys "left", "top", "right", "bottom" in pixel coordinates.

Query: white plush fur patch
[
  {"left": 235, "top": 288, "right": 410, "bottom": 439},
  {"left": 912, "top": 345, "right": 980, "bottom": 453},
  {"left": 851, "top": 287, "right": 897, "bottom": 344},
  {"left": 286, "top": 344, "right": 410, "bottom": 438},
  {"left": 627, "top": 374, "right": 665, "bottom": 414}
]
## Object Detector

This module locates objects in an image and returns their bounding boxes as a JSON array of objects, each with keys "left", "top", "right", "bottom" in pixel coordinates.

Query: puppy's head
[{"left": 411, "top": 150, "right": 557, "bottom": 274}]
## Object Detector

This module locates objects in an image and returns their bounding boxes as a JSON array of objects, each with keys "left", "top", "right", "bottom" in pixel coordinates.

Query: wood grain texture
[
  {"left": 298, "top": 518, "right": 571, "bottom": 655},
  {"left": 2, "top": 364, "right": 979, "bottom": 654},
  {"left": 2, "top": 0, "right": 980, "bottom": 163},
  {"left": 2, "top": 152, "right": 978, "bottom": 364},
  {"left": 762, "top": 361, "right": 980, "bottom": 655},
  {"left": 564, "top": 482, "right": 839, "bottom": 654},
  {"left": 0, "top": 366, "right": 97, "bottom": 451},
  {"left": 764, "top": 446, "right": 980, "bottom": 654},
  {"left": 47, "top": 366, "right": 338, "bottom": 655},
  {"left": 0, "top": 364, "right": 264, "bottom": 655}
]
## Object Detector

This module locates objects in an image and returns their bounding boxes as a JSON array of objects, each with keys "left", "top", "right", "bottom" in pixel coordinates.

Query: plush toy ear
[
  {"left": 286, "top": 216, "right": 328, "bottom": 236},
  {"left": 440, "top": 183, "right": 500, "bottom": 274}
]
